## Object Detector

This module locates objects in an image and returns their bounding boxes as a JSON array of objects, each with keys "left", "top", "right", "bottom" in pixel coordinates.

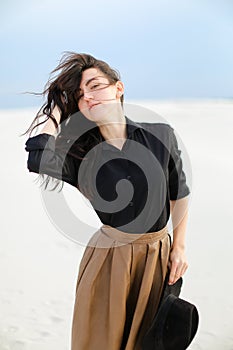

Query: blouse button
[{"left": 129, "top": 201, "right": 134, "bottom": 206}]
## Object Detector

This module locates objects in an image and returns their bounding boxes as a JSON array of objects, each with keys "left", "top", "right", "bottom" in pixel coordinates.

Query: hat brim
[{"left": 142, "top": 294, "right": 199, "bottom": 350}]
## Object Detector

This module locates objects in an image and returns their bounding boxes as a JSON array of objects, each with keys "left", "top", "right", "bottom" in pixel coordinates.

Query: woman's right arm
[
  {"left": 39, "top": 105, "right": 61, "bottom": 135},
  {"left": 25, "top": 107, "right": 79, "bottom": 188}
]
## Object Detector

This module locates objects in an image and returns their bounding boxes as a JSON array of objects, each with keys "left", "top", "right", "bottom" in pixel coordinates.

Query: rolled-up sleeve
[
  {"left": 168, "top": 127, "right": 190, "bottom": 200},
  {"left": 25, "top": 133, "right": 79, "bottom": 188}
]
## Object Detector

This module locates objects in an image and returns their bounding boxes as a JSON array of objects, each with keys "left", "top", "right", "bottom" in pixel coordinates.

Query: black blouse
[{"left": 25, "top": 116, "right": 190, "bottom": 233}]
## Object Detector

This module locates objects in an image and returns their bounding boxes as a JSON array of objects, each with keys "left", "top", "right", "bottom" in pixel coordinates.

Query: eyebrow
[
  {"left": 79, "top": 76, "right": 105, "bottom": 91},
  {"left": 86, "top": 77, "right": 100, "bottom": 86}
]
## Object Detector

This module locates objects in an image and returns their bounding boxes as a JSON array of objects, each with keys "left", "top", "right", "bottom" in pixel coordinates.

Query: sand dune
[{"left": 1, "top": 100, "right": 233, "bottom": 349}]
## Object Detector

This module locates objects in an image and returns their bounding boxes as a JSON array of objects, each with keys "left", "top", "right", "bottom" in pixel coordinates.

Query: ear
[{"left": 115, "top": 81, "right": 124, "bottom": 98}]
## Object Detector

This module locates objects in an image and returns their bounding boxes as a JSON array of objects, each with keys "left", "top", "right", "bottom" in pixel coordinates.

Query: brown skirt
[{"left": 71, "top": 224, "right": 171, "bottom": 350}]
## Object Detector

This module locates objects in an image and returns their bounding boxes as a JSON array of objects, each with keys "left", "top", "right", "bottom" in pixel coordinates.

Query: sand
[{"left": 1, "top": 99, "right": 233, "bottom": 349}]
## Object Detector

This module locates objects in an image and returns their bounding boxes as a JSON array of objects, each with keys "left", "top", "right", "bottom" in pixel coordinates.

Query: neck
[{"left": 97, "top": 108, "right": 127, "bottom": 143}]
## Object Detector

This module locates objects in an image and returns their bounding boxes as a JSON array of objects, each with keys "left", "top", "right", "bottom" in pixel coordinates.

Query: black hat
[{"left": 142, "top": 276, "right": 199, "bottom": 350}]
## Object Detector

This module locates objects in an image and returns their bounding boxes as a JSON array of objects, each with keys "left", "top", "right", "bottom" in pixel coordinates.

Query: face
[{"left": 77, "top": 68, "right": 124, "bottom": 123}]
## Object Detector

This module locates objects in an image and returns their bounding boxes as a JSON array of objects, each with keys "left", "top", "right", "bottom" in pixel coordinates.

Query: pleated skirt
[{"left": 71, "top": 224, "right": 171, "bottom": 350}]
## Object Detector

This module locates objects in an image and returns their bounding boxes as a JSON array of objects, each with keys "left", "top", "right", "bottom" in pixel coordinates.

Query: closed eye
[{"left": 90, "top": 84, "right": 100, "bottom": 90}]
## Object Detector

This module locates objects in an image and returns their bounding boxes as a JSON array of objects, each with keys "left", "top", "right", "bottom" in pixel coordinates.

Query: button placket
[{"left": 125, "top": 156, "right": 133, "bottom": 207}]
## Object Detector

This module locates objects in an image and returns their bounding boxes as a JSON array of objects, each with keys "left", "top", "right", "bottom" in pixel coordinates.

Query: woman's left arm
[{"left": 168, "top": 196, "right": 189, "bottom": 285}]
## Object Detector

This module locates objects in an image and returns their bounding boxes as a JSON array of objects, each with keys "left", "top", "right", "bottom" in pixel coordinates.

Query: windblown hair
[{"left": 23, "top": 52, "right": 124, "bottom": 199}]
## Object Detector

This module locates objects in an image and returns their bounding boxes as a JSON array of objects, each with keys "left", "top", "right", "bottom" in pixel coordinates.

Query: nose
[{"left": 83, "top": 90, "right": 94, "bottom": 101}]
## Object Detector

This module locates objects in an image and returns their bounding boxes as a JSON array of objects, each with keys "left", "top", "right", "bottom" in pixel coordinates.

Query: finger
[
  {"left": 170, "top": 261, "right": 186, "bottom": 284},
  {"left": 180, "top": 263, "right": 188, "bottom": 276},
  {"left": 173, "top": 263, "right": 188, "bottom": 283},
  {"left": 168, "top": 262, "right": 178, "bottom": 285},
  {"left": 173, "top": 266, "right": 183, "bottom": 283}
]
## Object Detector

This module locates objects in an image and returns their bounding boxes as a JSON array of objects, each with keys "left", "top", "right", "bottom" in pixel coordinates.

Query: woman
[{"left": 24, "top": 52, "right": 190, "bottom": 350}]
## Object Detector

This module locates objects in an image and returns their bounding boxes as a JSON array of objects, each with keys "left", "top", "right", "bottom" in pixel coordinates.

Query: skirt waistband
[{"left": 100, "top": 224, "right": 168, "bottom": 244}]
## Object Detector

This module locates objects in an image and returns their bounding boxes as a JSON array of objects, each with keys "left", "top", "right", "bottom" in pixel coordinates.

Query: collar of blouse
[{"left": 100, "top": 116, "right": 141, "bottom": 151}]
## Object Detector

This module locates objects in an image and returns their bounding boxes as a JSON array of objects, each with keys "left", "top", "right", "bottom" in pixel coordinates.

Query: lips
[{"left": 89, "top": 103, "right": 101, "bottom": 109}]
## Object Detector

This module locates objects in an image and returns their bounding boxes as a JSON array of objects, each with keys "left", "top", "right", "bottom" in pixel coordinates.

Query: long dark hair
[{"left": 23, "top": 52, "right": 124, "bottom": 199}]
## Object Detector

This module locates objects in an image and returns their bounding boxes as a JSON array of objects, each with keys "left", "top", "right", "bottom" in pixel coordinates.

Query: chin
[
  {"left": 81, "top": 103, "right": 118, "bottom": 124},
  {"left": 81, "top": 110, "right": 104, "bottom": 124}
]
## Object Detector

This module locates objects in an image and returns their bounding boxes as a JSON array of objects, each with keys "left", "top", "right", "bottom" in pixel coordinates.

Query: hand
[
  {"left": 51, "top": 105, "right": 62, "bottom": 124},
  {"left": 168, "top": 246, "right": 188, "bottom": 285},
  {"left": 40, "top": 105, "right": 62, "bottom": 135}
]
